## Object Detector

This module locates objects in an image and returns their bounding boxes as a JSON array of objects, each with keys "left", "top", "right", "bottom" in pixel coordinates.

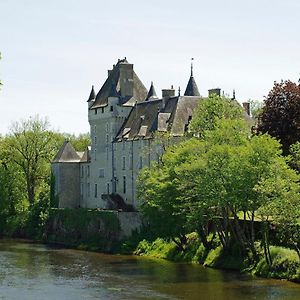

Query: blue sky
[{"left": 0, "top": 0, "right": 299, "bottom": 134}]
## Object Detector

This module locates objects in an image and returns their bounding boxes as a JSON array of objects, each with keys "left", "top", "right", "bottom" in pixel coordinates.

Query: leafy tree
[
  {"left": 189, "top": 94, "right": 244, "bottom": 137},
  {"left": 257, "top": 80, "right": 300, "bottom": 154},
  {"left": 3, "top": 116, "right": 60, "bottom": 204},
  {"left": 290, "top": 142, "right": 300, "bottom": 172}
]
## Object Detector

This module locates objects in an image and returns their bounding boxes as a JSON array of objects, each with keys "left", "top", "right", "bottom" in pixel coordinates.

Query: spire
[
  {"left": 191, "top": 57, "right": 194, "bottom": 77},
  {"left": 145, "top": 81, "right": 158, "bottom": 100},
  {"left": 87, "top": 85, "right": 96, "bottom": 102},
  {"left": 184, "top": 58, "right": 200, "bottom": 96}
]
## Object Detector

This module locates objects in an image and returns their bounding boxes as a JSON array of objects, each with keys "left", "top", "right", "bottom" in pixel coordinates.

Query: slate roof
[
  {"left": 115, "top": 95, "right": 202, "bottom": 141},
  {"left": 91, "top": 59, "right": 148, "bottom": 109},
  {"left": 87, "top": 85, "right": 95, "bottom": 102},
  {"left": 184, "top": 75, "right": 200, "bottom": 96},
  {"left": 145, "top": 82, "right": 158, "bottom": 100},
  {"left": 52, "top": 141, "right": 81, "bottom": 163}
]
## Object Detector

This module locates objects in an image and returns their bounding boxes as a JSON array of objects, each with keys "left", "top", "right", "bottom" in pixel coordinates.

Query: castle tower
[{"left": 82, "top": 58, "right": 148, "bottom": 208}]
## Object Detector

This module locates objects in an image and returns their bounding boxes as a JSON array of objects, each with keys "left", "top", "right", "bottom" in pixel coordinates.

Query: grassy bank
[{"left": 131, "top": 232, "right": 300, "bottom": 283}]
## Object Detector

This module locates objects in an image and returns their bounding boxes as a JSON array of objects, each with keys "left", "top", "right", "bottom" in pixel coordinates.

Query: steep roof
[
  {"left": 115, "top": 95, "right": 202, "bottom": 141},
  {"left": 87, "top": 85, "right": 96, "bottom": 102},
  {"left": 184, "top": 75, "right": 200, "bottom": 96},
  {"left": 91, "top": 58, "right": 148, "bottom": 109},
  {"left": 52, "top": 141, "right": 81, "bottom": 163},
  {"left": 146, "top": 82, "right": 158, "bottom": 100}
]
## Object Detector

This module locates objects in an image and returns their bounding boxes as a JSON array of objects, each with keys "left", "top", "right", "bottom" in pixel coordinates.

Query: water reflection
[{"left": 0, "top": 240, "right": 299, "bottom": 300}]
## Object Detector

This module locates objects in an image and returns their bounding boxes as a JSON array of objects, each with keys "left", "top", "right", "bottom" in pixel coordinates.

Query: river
[{"left": 0, "top": 240, "right": 299, "bottom": 300}]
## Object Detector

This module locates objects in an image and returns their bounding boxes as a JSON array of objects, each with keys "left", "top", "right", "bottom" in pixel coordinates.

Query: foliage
[
  {"left": 3, "top": 116, "right": 60, "bottom": 204},
  {"left": 189, "top": 94, "right": 244, "bottom": 137},
  {"left": 138, "top": 100, "right": 300, "bottom": 266},
  {"left": 0, "top": 116, "right": 91, "bottom": 236},
  {"left": 290, "top": 142, "right": 300, "bottom": 172},
  {"left": 257, "top": 80, "right": 300, "bottom": 154},
  {"left": 254, "top": 246, "right": 300, "bottom": 282},
  {"left": 249, "top": 99, "right": 264, "bottom": 120}
]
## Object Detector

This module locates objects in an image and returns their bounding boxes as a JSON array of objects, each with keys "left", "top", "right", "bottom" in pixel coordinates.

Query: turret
[
  {"left": 145, "top": 82, "right": 158, "bottom": 101},
  {"left": 87, "top": 85, "right": 95, "bottom": 108},
  {"left": 184, "top": 61, "right": 200, "bottom": 96}
]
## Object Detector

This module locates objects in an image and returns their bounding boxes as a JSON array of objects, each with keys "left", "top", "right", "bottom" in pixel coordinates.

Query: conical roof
[
  {"left": 87, "top": 85, "right": 96, "bottom": 102},
  {"left": 52, "top": 140, "right": 81, "bottom": 163},
  {"left": 184, "top": 75, "right": 200, "bottom": 96},
  {"left": 146, "top": 82, "right": 158, "bottom": 100}
]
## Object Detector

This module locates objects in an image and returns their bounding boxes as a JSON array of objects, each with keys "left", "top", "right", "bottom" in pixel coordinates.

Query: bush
[{"left": 254, "top": 246, "right": 300, "bottom": 282}]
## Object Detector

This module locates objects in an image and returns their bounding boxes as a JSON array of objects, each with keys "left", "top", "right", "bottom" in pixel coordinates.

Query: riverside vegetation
[{"left": 0, "top": 80, "right": 299, "bottom": 282}]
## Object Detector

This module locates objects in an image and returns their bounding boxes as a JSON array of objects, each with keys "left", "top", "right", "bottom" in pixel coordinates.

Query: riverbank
[{"left": 130, "top": 233, "right": 300, "bottom": 283}]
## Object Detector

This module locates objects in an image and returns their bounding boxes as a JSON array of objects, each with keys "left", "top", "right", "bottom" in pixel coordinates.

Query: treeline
[
  {"left": 0, "top": 116, "right": 90, "bottom": 237},
  {"left": 137, "top": 81, "right": 300, "bottom": 270}
]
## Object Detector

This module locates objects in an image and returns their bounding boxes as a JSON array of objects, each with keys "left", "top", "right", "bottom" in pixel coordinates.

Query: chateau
[{"left": 52, "top": 58, "right": 249, "bottom": 210}]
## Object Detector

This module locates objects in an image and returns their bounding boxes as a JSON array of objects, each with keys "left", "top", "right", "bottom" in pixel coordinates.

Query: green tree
[
  {"left": 257, "top": 80, "right": 300, "bottom": 154},
  {"left": 3, "top": 116, "right": 60, "bottom": 204},
  {"left": 189, "top": 94, "right": 244, "bottom": 137}
]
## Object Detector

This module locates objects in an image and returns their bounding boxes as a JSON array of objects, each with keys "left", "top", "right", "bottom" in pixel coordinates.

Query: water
[{"left": 0, "top": 240, "right": 299, "bottom": 300}]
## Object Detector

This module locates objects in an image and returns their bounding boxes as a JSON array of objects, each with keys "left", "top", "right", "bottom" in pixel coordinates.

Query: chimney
[
  {"left": 119, "top": 63, "right": 134, "bottom": 98},
  {"left": 208, "top": 88, "right": 221, "bottom": 97},
  {"left": 242, "top": 102, "right": 250, "bottom": 116},
  {"left": 162, "top": 87, "right": 175, "bottom": 98}
]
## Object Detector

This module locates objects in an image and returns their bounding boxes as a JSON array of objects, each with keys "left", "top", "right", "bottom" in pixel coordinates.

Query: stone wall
[{"left": 46, "top": 208, "right": 143, "bottom": 252}]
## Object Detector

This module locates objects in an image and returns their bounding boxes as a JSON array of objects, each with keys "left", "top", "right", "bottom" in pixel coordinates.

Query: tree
[
  {"left": 189, "top": 94, "right": 245, "bottom": 137},
  {"left": 3, "top": 116, "right": 60, "bottom": 204},
  {"left": 257, "top": 80, "right": 300, "bottom": 154}
]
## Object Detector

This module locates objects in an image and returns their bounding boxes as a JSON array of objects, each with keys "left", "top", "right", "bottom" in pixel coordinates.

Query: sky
[{"left": 0, "top": 0, "right": 299, "bottom": 135}]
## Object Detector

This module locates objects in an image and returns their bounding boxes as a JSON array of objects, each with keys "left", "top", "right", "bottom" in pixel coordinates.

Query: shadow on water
[{"left": 0, "top": 240, "right": 299, "bottom": 300}]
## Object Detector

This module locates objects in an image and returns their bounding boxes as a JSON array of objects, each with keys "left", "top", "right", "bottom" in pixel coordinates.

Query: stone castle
[{"left": 52, "top": 58, "right": 249, "bottom": 210}]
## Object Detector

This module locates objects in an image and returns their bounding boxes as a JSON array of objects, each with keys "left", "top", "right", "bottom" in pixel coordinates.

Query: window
[
  {"left": 122, "top": 140, "right": 125, "bottom": 151},
  {"left": 139, "top": 156, "right": 143, "bottom": 169},
  {"left": 110, "top": 105, "right": 114, "bottom": 112},
  {"left": 87, "top": 183, "right": 90, "bottom": 197},
  {"left": 94, "top": 184, "right": 98, "bottom": 198},
  {"left": 129, "top": 156, "right": 133, "bottom": 170},
  {"left": 123, "top": 176, "right": 126, "bottom": 194},
  {"left": 106, "top": 123, "right": 109, "bottom": 132},
  {"left": 81, "top": 166, "right": 84, "bottom": 177},
  {"left": 87, "top": 165, "right": 90, "bottom": 177},
  {"left": 95, "top": 109, "right": 98, "bottom": 115},
  {"left": 94, "top": 125, "right": 97, "bottom": 134},
  {"left": 80, "top": 183, "right": 84, "bottom": 196},
  {"left": 106, "top": 134, "right": 109, "bottom": 144},
  {"left": 99, "top": 168, "right": 105, "bottom": 178},
  {"left": 101, "top": 107, "right": 104, "bottom": 113},
  {"left": 122, "top": 156, "right": 126, "bottom": 170}
]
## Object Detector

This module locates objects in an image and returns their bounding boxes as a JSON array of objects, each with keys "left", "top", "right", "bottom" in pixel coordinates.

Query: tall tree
[
  {"left": 4, "top": 116, "right": 60, "bottom": 204},
  {"left": 257, "top": 80, "right": 300, "bottom": 154}
]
